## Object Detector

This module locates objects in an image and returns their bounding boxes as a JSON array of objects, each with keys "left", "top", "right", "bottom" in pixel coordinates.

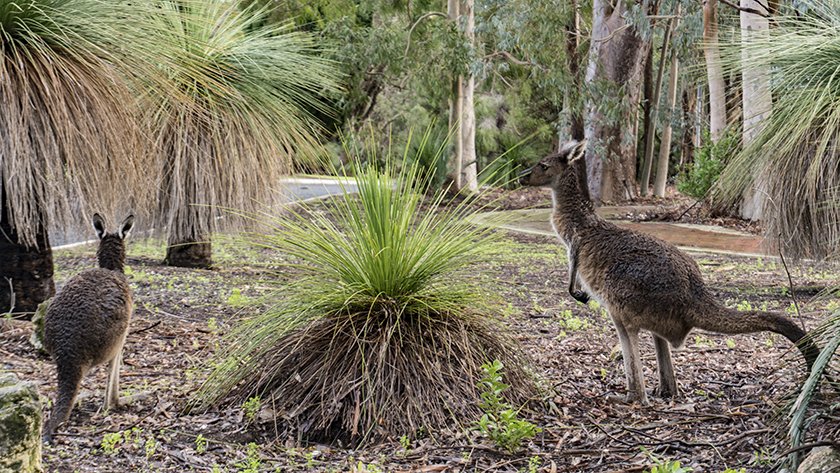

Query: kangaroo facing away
[
  {"left": 43, "top": 214, "right": 134, "bottom": 442},
  {"left": 519, "top": 141, "right": 818, "bottom": 404}
]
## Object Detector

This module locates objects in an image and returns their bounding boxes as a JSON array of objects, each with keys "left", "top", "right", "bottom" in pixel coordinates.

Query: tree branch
[
  {"left": 404, "top": 12, "right": 448, "bottom": 56},
  {"left": 719, "top": 0, "right": 769, "bottom": 18}
]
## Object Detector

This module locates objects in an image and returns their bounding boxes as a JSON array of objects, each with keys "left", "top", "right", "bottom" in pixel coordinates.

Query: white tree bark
[
  {"left": 446, "top": 0, "right": 477, "bottom": 193},
  {"left": 703, "top": 0, "right": 727, "bottom": 143},
  {"left": 653, "top": 56, "right": 679, "bottom": 197},
  {"left": 739, "top": 0, "right": 771, "bottom": 220},
  {"left": 460, "top": 0, "right": 478, "bottom": 192},
  {"left": 654, "top": 6, "right": 681, "bottom": 198}
]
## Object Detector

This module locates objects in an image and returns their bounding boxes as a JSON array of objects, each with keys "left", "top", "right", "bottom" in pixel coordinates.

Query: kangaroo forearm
[{"left": 567, "top": 248, "right": 590, "bottom": 304}]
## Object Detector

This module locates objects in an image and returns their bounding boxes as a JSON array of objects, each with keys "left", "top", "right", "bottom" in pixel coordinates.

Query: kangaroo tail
[
  {"left": 43, "top": 364, "right": 83, "bottom": 444},
  {"left": 692, "top": 306, "right": 818, "bottom": 371}
]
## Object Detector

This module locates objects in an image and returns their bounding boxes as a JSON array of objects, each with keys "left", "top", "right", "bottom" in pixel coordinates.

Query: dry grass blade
[
  {"left": 0, "top": 1, "right": 154, "bottom": 244},
  {"left": 713, "top": 1, "right": 840, "bottom": 259},
  {"left": 136, "top": 1, "right": 340, "bottom": 247}
]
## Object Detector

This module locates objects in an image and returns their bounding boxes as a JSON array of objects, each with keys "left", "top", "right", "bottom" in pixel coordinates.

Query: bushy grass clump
[{"left": 192, "top": 142, "right": 535, "bottom": 445}]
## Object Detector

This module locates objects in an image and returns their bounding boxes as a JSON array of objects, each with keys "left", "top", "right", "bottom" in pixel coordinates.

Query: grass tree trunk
[
  {"left": 739, "top": 0, "right": 771, "bottom": 220},
  {"left": 163, "top": 205, "right": 212, "bottom": 269},
  {"left": 0, "top": 190, "right": 55, "bottom": 317},
  {"left": 584, "top": 0, "right": 652, "bottom": 203},
  {"left": 164, "top": 234, "right": 212, "bottom": 269},
  {"left": 704, "top": 0, "right": 727, "bottom": 143}
]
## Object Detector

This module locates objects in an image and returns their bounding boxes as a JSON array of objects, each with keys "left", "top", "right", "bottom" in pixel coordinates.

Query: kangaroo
[
  {"left": 519, "top": 140, "right": 818, "bottom": 404},
  {"left": 43, "top": 214, "right": 134, "bottom": 442}
]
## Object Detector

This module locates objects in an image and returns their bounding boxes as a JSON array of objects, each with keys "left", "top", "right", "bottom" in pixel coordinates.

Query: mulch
[{"left": 1, "top": 192, "right": 838, "bottom": 472}]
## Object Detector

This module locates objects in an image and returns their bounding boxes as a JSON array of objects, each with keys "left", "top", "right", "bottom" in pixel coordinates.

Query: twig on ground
[{"left": 130, "top": 321, "right": 161, "bottom": 335}]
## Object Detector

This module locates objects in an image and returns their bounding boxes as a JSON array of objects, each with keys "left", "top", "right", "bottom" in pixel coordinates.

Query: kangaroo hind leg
[
  {"left": 104, "top": 351, "right": 122, "bottom": 411},
  {"left": 653, "top": 335, "right": 677, "bottom": 398},
  {"left": 613, "top": 320, "right": 647, "bottom": 405}
]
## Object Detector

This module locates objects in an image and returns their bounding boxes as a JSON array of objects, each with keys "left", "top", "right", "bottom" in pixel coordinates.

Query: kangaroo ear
[
  {"left": 569, "top": 140, "right": 587, "bottom": 163},
  {"left": 92, "top": 213, "right": 106, "bottom": 239},
  {"left": 119, "top": 215, "right": 135, "bottom": 239}
]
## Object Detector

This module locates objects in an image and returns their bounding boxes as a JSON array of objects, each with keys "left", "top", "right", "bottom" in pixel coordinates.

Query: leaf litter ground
[{"left": 2, "top": 193, "right": 839, "bottom": 472}]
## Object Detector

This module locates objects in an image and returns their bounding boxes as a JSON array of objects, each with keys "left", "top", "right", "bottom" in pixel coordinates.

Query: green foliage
[
  {"left": 677, "top": 131, "right": 738, "bottom": 199},
  {"left": 646, "top": 458, "right": 694, "bottom": 473},
  {"left": 787, "top": 305, "right": 840, "bottom": 469},
  {"left": 236, "top": 442, "right": 262, "bottom": 473},
  {"left": 242, "top": 396, "right": 261, "bottom": 423},
  {"left": 476, "top": 360, "right": 541, "bottom": 453},
  {"left": 194, "top": 434, "right": 208, "bottom": 454},
  {"left": 100, "top": 432, "right": 123, "bottom": 456}
]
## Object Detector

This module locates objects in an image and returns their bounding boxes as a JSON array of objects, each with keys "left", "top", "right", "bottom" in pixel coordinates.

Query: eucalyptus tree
[
  {"left": 139, "top": 1, "right": 339, "bottom": 268},
  {"left": 583, "top": 0, "right": 656, "bottom": 202},
  {"left": 0, "top": 1, "right": 155, "bottom": 314}
]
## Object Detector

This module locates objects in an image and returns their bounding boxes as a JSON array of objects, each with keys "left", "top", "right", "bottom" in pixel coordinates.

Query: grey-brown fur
[
  {"left": 520, "top": 141, "right": 818, "bottom": 404},
  {"left": 42, "top": 214, "right": 134, "bottom": 442}
]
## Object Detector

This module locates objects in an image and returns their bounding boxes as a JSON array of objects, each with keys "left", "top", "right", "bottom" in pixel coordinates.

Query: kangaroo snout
[{"left": 518, "top": 167, "right": 534, "bottom": 186}]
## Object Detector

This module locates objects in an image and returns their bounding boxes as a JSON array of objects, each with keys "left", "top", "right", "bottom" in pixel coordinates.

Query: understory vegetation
[{"left": 193, "top": 143, "right": 536, "bottom": 445}]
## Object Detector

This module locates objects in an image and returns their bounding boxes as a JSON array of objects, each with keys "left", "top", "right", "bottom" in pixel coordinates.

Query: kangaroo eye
[{"left": 538, "top": 163, "right": 549, "bottom": 170}]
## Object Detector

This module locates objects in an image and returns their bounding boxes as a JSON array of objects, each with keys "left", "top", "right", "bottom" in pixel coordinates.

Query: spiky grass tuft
[
  {"left": 136, "top": 1, "right": 340, "bottom": 252},
  {"left": 714, "top": 2, "right": 840, "bottom": 259},
  {"left": 192, "top": 136, "right": 536, "bottom": 445}
]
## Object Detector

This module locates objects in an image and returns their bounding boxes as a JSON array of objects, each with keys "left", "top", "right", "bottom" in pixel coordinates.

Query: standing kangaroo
[
  {"left": 519, "top": 141, "right": 818, "bottom": 404},
  {"left": 43, "top": 214, "right": 134, "bottom": 442}
]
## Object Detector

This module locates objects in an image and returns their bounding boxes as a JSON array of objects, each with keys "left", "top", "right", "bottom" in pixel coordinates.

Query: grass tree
[
  {"left": 139, "top": 1, "right": 338, "bottom": 268},
  {"left": 192, "top": 138, "right": 535, "bottom": 444},
  {"left": 0, "top": 1, "right": 153, "bottom": 315},
  {"left": 714, "top": 1, "right": 840, "bottom": 259}
]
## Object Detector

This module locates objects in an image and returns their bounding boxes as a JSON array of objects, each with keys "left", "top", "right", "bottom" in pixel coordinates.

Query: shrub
[
  {"left": 476, "top": 360, "right": 541, "bottom": 453},
  {"left": 192, "top": 141, "right": 535, "bottom": 445},
  {"left": 677, "top": 131, "right": 739, "bottom": 199}
]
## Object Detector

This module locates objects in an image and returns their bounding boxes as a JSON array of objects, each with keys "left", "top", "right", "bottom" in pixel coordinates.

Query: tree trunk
[
  {"left": 164, "top": 234, "right": 212, "bottom": 269},
  {"left": 679, "top": 86, "right": 698, "bottom": 173},
  {"left": 565, "top": 0, "right": 584, "bottom": 141},
  {"left": 739, "top": 0, "right": 771, "bottom": 220},
  {"left": 584, "top": 0, "right": 652, "bottom": 203},
  {"left": 703, "top": 0, "right": 727, "bottom": 143},
  {"left": 446, "top": 0, "right": 477, "bottom": 193},
  {"left": 653, "top": 56, "right": 679, "bottom": 197},
  {"left": 640, "top": 12, "right": 675, "bottom": 197},
  {"left": 654, "top": 7, "right": 681, "bottom": 198},
  {"left": 163, "top": 199, "right": 213, "bottom": 268},
  {"left": 640, "top": 46, "right": 654, "bottom": 168},
  {"left": 460, "top": 0, "right": 478, "bottom": 193},
  {"left": 0, "top": 189, "right": 55, "bottom": 317}
]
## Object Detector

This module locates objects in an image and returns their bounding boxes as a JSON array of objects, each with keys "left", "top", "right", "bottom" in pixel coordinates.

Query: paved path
[
  {"left": 52, "top": 176, "right": 358, "bottom": 248},
  {"left": 472, "top": 207, "right": 767, "bottom": 257}
]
